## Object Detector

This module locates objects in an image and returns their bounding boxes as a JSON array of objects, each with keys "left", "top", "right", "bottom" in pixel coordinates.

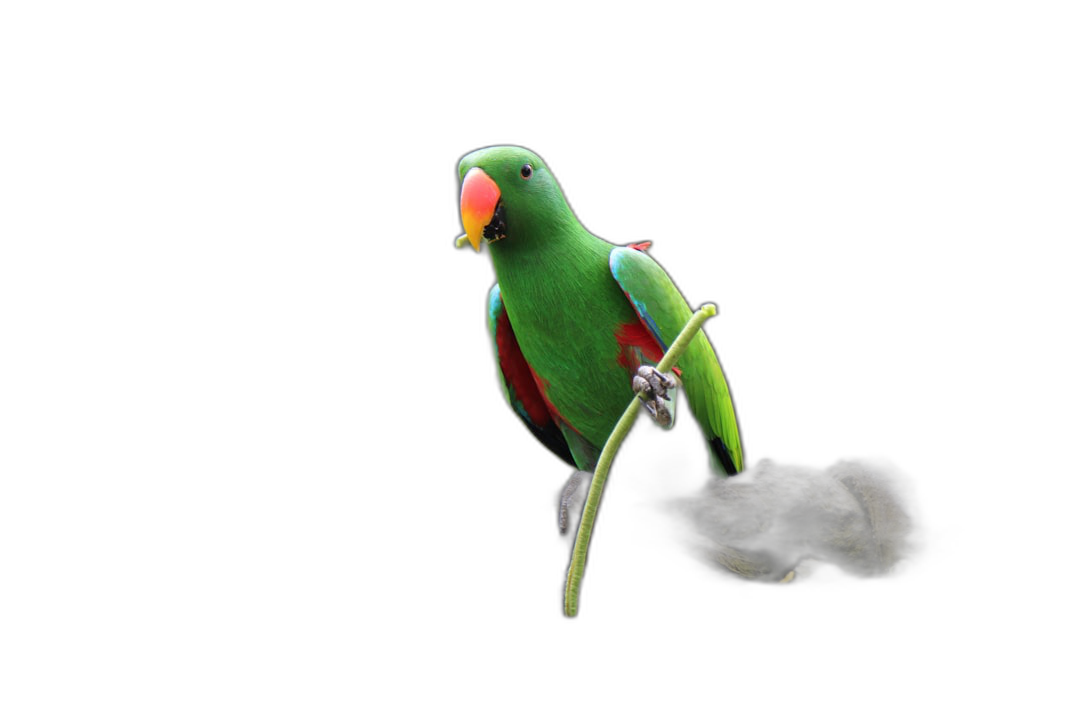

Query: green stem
[{"left": 563, "top": 303, "right": 718, "bottom": 617}]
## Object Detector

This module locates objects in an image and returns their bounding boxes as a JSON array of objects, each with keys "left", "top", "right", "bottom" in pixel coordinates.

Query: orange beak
[{"left": 460, "top": 167, "right": 501, "bottom": 251}]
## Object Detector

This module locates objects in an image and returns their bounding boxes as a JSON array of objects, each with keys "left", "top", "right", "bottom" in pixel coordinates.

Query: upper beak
[{"left": 459, "top": 167, "right": 501, "bottom": 251}]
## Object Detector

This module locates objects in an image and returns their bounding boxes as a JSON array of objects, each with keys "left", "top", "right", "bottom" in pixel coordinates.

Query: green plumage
[
  {"left": 609, "top": 247, "right": 743, "bottom": 474},
  {"left": 460, "top": 146, "right": 743, "bottom": 475}
]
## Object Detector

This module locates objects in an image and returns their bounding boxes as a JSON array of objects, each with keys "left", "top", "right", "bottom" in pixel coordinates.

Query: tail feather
[{"left": 708, "top": 436, "right": 739, "bottom": 476}]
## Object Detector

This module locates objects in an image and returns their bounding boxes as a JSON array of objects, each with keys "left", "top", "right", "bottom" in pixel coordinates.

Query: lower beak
[{"left": 460, "top": 167, "right": 500, "bottom": 251}]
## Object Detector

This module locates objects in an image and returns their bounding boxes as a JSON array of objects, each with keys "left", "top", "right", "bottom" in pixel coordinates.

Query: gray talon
[
  {"left": 558, "top": 471, "right": 591, "bottom": 533},
  {"left": 634, "top": 366, "right": 675, "bottom": 425}
]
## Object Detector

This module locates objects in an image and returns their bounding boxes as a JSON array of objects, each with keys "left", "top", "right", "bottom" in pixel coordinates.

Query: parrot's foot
[
  {"left": 633, "top": 366, "right": 676, "bottom": 426},
  {"left": 558, "top": 470, "right": 592, "bottom": 534}
]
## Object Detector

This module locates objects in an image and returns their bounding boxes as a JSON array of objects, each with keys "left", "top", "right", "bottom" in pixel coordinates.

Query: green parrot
[{"left": 458, "top": 146, "right": 743, "bottom": 527}]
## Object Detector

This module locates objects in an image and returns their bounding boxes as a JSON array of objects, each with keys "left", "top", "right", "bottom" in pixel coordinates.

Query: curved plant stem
[{"left": 564, "top": 303, "right": 718, "bottom": 617}]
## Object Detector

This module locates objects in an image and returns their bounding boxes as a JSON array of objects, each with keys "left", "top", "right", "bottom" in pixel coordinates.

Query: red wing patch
[
  {"left": 495, "top": 312, "right": 552, "bottom": 427},
  {"left": 615, "top": 320, "right": 681, "bottom": 377},
  {"left": 615, "top": 320, "right": 664, "bottom": 366},
  {"left": 627, "top": 241, "right": 652, "bottom": 252}
]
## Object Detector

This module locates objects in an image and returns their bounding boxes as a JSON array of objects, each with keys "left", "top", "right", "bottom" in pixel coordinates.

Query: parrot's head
[{"left": 456, "top": 145, "right": 572, "bottom": 252}]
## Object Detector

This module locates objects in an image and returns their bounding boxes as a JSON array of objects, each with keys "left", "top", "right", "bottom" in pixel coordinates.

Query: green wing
[{"left": 609, "top": 247, "right": 744, "bottom": 475}]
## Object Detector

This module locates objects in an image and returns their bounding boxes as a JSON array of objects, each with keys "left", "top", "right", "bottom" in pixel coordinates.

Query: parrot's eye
[{"left": 520, "top": 164, "right": 533, "bottom": 180}]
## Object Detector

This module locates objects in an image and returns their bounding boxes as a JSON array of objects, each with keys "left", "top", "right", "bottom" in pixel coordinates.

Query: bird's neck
[{"left": 489, "top": 219, "right": 611, "bottom": 317}]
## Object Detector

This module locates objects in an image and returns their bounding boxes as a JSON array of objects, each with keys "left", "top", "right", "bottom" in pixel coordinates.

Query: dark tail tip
[{"left": 709, "top": 437, "right": 739, "bottom": 476}]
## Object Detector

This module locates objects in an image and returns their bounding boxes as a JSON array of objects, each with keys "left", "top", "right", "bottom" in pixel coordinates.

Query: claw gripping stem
[{"left": 564, "top": 303, "right": 717, "bottom": 617}]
